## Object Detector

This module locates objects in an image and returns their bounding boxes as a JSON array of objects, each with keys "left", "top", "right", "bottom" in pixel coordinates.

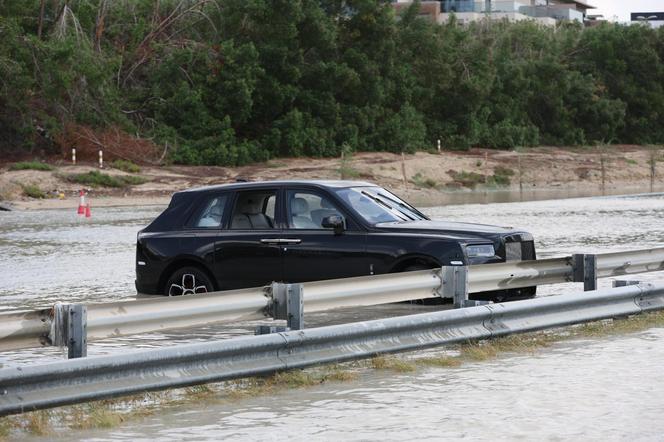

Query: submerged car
[{"left": 136, "top": 180, "right": 536, "bottom": 301}]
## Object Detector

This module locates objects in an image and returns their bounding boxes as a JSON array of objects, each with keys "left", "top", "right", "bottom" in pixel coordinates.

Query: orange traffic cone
[
  {"left": 85, "top": 203, "right": 91, "bottom": 218},
  {"left": 77, "top": 190, "right": 86, "bottom": 215}
]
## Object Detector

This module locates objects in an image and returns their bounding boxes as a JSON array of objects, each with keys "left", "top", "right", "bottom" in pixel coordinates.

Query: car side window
[
  {"left": 230, "top": 190, "right": 277, "bottom": 230},
  {"left": 190, "top": 194, "right": 228, "bottom": 228},
  {"left": 287, "top": 191, "right": 343, "bottom": 230},
  {"left": 265, "top": 194, "right": 276, "bottom": 220}
]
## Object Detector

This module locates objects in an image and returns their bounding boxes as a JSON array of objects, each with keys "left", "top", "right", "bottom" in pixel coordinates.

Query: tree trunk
[
  {"left": 94, "top": 0, "right": 108, "bottom": 52},
  {"left": 37, "top": 0, "right": 47, "bottom": 38}
]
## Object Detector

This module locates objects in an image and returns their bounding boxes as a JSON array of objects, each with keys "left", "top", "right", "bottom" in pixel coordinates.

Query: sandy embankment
[{"left": 0, "top": 145, "right": 661, "bottom": 210}]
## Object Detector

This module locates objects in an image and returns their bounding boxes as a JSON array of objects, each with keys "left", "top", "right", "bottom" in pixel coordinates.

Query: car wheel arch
[{"left": 158, "top": 258, "right": 217, "bottom": 294}]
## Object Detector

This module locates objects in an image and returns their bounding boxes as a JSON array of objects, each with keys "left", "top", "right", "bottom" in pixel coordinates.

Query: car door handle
[
  {"left": 260, "top": 238, "right": 302, "bottom": 244},
  {"left": 260, "top": 238, "right": 282, "bottom": 244}
]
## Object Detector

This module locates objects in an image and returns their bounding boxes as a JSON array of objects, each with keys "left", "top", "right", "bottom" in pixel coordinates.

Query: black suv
[{"left": 136, "top": 180, "right": 536, "bottom": 301}]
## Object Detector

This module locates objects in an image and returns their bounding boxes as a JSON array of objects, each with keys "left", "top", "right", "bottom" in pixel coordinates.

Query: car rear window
[{"left": 189, "top": 194, "right": 228, "bottom": 228}]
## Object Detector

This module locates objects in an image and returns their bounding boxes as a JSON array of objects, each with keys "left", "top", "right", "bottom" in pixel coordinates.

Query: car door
[
  {"left": 213, "top": 187, "right": 284, "bottom": 290},
  {"left": 281, "top": 188, "right": 368, "bottom": 283},
  {"left": 185, "top": 191, "right": 230, "bottom": 279}
]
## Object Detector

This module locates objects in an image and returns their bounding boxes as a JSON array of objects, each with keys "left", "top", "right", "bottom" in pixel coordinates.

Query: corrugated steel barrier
[
  {"left": 2, "top": 247, "right": 664, "bottom": 352},
  {"left": 1, "top": 282, "right": 663, "bottom": 416}
]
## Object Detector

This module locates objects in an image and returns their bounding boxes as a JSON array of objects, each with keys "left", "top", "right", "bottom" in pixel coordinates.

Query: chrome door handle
[{"left": 260, "top": 238, "right": 301, "bottom": 244}]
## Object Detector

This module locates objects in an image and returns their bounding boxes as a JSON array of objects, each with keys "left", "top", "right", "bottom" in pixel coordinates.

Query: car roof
[{"left": 180, "top": 180, "right": 377, "bottom": 194}]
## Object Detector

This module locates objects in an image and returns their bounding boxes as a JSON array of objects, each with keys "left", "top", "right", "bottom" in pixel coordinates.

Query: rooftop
[
  {"left": 182, "top": 180, "right": 377, "bottom": 193},
  {"left": 565, "top": 0, "right": 596, "bottom": 9}
]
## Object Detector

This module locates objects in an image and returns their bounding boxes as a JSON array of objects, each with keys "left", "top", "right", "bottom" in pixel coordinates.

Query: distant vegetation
[
  {"left": 490, "top": 166, "right": 515, "bottom": 186},
  {"left": 20, "top": 183, "right": 46, "bottom": 198},
  {"left": 1, "top": 1, "right": 663, "bottom": 166},
  {"left": 9, "top": 161, "right": 55, "bottom": 171},
  {"left": 111, "top": 160, "right": 141, "bottom": 174},
  {"left": 448, "top": 170, "right": 485, "bottom": 189},
  {"left": 65, "top": 171, "right": 147, "bottom": 188},
  {"left": 410, "top": 172, "right": 438, "bottom": 189}
]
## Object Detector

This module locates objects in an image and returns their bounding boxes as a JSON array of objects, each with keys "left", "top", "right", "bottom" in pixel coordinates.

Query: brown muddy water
[{"left": 2, "top": 190, "right": 664, "bottom": 440}]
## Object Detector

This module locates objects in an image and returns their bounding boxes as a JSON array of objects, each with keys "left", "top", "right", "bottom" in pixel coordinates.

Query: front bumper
[{"left": 469, "top": 234, "right": 537, "bottom": 302}]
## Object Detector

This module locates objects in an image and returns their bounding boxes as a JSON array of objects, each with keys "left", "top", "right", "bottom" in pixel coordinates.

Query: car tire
[{"left": 164, "top": 266, "right": 214, "bottom": 296}]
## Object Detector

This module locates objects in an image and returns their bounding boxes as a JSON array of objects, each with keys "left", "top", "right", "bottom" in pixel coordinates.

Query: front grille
[
  {"left": 521, "top": 240, "right": 536, "bottom": 260},
  {"left": 504, "top": 240, "right": 536, "bottom": 262},
  {"left": 505, "top": 242, "right": 522, "bottom": 261}
]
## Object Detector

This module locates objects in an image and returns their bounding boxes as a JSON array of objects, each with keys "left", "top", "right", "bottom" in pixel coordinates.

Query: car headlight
[{"left": 465, "top": 244, "right": 495, "bottom": 258}]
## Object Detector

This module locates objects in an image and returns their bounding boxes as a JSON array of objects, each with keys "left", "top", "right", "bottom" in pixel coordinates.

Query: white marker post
[
  {"left": 72, "top": 148, "right": 76, "bottom": 165},
  {"left": 99, "top": 150, "right": 103, "bottom": 169},
  {"left": 437, "top": 139, "right": 441, "bottom": 153}
]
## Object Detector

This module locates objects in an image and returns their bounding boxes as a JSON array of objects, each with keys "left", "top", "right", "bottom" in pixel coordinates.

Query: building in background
[
  {"left": 393, "top": 0, "right": 596, "bottom": 26},
  {"left": 584, "top": 14, "right": 606, "bottom": 27},
  {"left": 630, "top": 12, "right": 664, "bottom": 28}
]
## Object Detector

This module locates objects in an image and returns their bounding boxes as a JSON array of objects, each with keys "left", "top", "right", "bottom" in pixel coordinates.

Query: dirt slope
[{"left": 1, "top": 146, "right": 661, "bottom": 210}]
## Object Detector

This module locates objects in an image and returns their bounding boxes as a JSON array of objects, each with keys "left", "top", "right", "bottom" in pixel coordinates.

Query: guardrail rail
[
  {"left": 1, "top": 281, "right": 663, "bottom": 416},
  {"left": 1, "top": 247, "right": 664, "bottom": 356}
]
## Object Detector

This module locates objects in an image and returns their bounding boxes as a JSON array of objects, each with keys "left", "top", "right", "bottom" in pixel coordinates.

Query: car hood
[{"left": 373, "top": 220, "right": 521, "bottom": 237}]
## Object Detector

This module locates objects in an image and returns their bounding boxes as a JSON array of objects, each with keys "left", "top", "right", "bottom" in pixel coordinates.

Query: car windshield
[{"left": 334, "top": 187, "right": 428, "bottom": 224}]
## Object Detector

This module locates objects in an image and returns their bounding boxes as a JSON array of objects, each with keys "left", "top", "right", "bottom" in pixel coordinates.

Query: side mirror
[{"left": 322, "top": 215, "right": 345, "bottom": 235}]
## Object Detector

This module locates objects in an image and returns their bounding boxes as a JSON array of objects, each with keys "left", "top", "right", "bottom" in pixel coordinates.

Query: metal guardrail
[
  {"left": 2, "top": 247, "right": 664, "bottom": 353},
  {"left": 87, "top": 286, "right": 268, "bottom": 340},
  {"left": 467, "top": 256, "right": 573, "bottom": 292},
  {"left": 0, "top": 308, "right": 51, "bottom": 351},
  {"left": 0, "top": 271, "right": 445, "bottom": 352},
  {"left": 1, "top": 281, "right": 663, "bottom": 416},
  {"left": 596, "top": 248, "right": 664, "bottom": 278}
]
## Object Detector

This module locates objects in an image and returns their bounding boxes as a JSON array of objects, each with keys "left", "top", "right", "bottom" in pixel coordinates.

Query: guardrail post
[
  {"left": 258, "top": 282, "right": 304, "bottom": 334},
  {"left": 286, "top": 284, "right": 304, "bottom": 330},
  {"left": 583, "top": 255, "right": 598, "bottom": 291},
  {"left": 271, "top": 282, "right": 288, "bottom": 323},
  {"left": 442, "top": 266, "right": 469, "bottom": 308},
  {"left": 573, "top": 254, "right": 598, "bottom": 292},
  {"left": 67, "top": 305, "right": 87, "bottom": 359},
  {"left": 51, "top": 303, "right": 87, "bottom": 358}
]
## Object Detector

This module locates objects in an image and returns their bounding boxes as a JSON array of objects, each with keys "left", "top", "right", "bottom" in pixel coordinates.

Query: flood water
[
  {"left": 2, "top": 190, "right": 664, "bottom": 440},
  {"left": 73, "top": 329, "right": 664, "bottom": 441}
]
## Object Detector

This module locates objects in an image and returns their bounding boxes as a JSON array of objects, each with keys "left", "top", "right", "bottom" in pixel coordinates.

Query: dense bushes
[{"left": 1, "top": 0, "right": 663, "bottom": 166}]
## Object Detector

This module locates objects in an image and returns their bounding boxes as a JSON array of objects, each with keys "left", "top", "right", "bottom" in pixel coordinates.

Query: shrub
[
  {"left": 485, "top": 122, "right": 540, "bottom": 149},
  {"left": 489, "top": 175, "right": 509, "bottom": 186},
  {"left": 121, "top": 175, "right": 148, "bottom": 185},
  {"left": 65, "top": 171, "right": 147, "bottom": 188},
  {"left": 410, "top": 172, "right": 437, "bottom": 189},
  {"left": 9, "top": 162, "right": 55, "bottom": 171},
  {"left": 20, "top": 183, "right": 46, "bottom": 198},
  {"left": 447, "top": 170, "right": 486, "bottom": 189},
  {"left": 338, "top": 145, "right": 361, "bottom": 179},
  {"left": 111, "top": 160, "right": 141, "bottom": 173}
]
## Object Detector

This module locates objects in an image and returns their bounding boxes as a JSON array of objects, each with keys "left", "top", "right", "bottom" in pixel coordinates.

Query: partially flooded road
[
  {"left": 70, "top": 328, "right": 664, "bottom": 441},
  {"left": 4, "top": 192, "right": 664, "bottom": 311},
  {"left": 2, "top": 192, "right": 664, "bottom": 440},
  {"left": 0, "top": 206, "right": 161, "bottom": 310}
]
